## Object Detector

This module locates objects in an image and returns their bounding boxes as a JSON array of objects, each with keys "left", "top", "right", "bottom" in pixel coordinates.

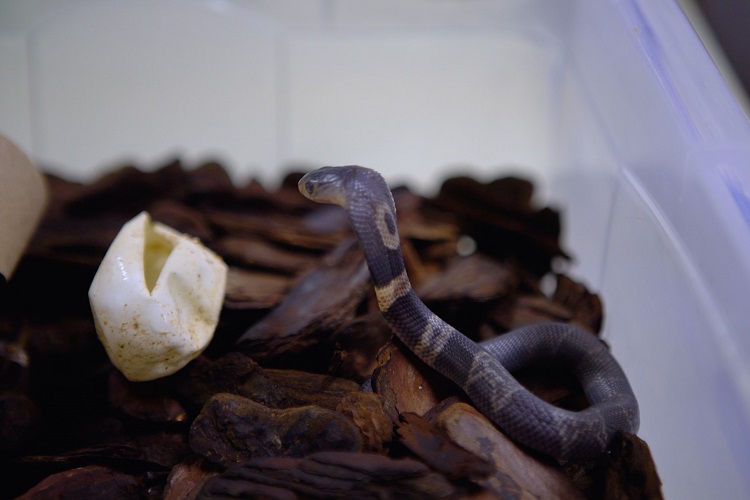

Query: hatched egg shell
[{"left": 89, "top": 211, "right": 227, "bottom": 381}]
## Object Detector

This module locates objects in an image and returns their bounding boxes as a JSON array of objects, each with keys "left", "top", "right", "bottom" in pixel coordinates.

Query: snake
[{"left": 298, "top": 165, "right": 639, "bottom": 460}]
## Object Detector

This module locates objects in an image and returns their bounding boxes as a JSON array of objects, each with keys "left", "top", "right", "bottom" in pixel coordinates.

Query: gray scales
[{"left": 298, "top": 165, "right": 639, "bottom": 460}]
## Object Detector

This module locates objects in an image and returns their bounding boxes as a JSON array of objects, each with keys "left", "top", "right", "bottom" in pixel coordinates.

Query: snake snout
[
  {"left": 298, "top": 177, "right": 314, "bottom": 198},
  {"left": 298, "top": 167, "right": 349, "bottom": 207}
]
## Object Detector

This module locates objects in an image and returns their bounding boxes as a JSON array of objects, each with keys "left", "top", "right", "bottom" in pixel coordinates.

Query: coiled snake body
[{"left": 299, "top": 165, "right": 639, "bottom": 460}]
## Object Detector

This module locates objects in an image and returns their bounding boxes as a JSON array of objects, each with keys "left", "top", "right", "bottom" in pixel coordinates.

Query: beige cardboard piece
[{"left": 0, "top": 134, "right": 47, "bottom": 280}]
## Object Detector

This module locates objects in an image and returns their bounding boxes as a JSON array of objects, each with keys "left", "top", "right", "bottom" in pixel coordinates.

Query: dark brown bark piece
[
  {"left": 206, "top": 208, "right": 345, "bottom": 250},
  {"left": 163, "top": 456, "right": 220, "bottom": 500},
  {"left": 26, "top": 214, "right": 125, "bottom": 267},
  {"left": 236, "top": 239, "right": 371, "bottom": 365},
  {"left": 189, "top": 393, "right": 363, "bottom": 467},
  {"left": 438, "top": 175, "right": 534, "bottom": 214},
  {"left": 67, "top": 160, "right": 187, "bottom": 216},
  {"left": 393, "top": 185, "right": 458, "bottom": 245},
  {"left": 602, "top": 432, "right": 663, "bottom": 499},
  {"left": 553, "top": 274, "right": 604, "bottom": 334},
  {"left": 372, "top": 340, "right": 462, "bottom": 422},
  {"left": 335, "top": 392, "right": 393, "bottom": 453},
  {"left": 232, "top": 172, "right": 322, "bottom": 213},
  {"left": 176, "top": 353, "right": 288, "bottom": 410},
  {"left": 487, "top": 294, "right": 574, "bottom": 332},
  {"left": 435, "top": 401, "right": 585, "bottom": 499},
  {"left": 184, "top": 161, "right": 236, "bottom": 199},
  {"left": 399, "top": 236, "right": 431, "bottom": 288},
  {"left": 417, "top": 253, "right": 519, "bottom": 303},
  {"left": 129, "top": 430, "right": 191, "bottom": 470},
  {"left": 0, "top": 392, "right": 42, "bottom": 457},
  {"left": 199, "top": 451, "right": 460, "bottom": 499},
  {"left": 108, "top": 370, "right": 188, "bottom": 423},
  {"left": 263, "top": 368, "right": 360, "bottom": 410},
  {"left": 16, "top": 441, "right": 173, "bottom": 470},
  {"left": 212, "top": 236, "right": 318, "bottom": 275},
  {"left": 149, "top": 199, "right": 214, "bottom": 242},
  {"left": 10, "top": 443, "right": 168, "bottom": 498},
  {"left": 18, "top": 465, "right": 143, "bottom": 499},
  {"left": 432, "top": 175, "right": 568, "bottom": 276},
  {"left": 223, "top": 267, "right": 291, "bottom": 310},
  {"left": 396, "top": 412, "right": 494, "bottom": 482},
  {"left": 510, "top": 361, "right": 588, "bottom": 412},
  {"left": 326, "top": 312, "right": 394, "bottom": 381}
]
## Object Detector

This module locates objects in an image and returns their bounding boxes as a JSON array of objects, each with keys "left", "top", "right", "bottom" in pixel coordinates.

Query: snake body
[{"left": 299, "top": 165, "right": 639, "bottom": 460}]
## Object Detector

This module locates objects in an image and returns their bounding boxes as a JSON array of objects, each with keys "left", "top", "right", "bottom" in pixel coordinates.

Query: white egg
[{"left": 89, "top": 212, "right": 227, "bottom": 381}]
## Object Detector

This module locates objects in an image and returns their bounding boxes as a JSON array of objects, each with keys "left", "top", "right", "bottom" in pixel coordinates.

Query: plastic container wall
[
  {"left": 1, "top": 1, "right": 749, "bottom": 498},
  {"left": 561, "top": 3, "right": 750, "bottom": 498}
]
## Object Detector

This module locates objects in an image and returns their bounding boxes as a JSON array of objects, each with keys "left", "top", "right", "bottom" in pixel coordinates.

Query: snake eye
[{"left": 304, "top": 181, "right": 315, "bottom": 195}]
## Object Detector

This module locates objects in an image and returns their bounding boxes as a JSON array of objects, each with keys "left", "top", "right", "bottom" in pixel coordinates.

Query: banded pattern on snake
[{"left": 299, "top": 165, "right": 639, "bottom": 460}]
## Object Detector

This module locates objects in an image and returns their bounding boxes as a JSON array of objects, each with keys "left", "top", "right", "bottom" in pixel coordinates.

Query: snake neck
[
  {"left": 344, "top": 171, "right": 478, "bottom": 382},
  {"left": 343, "top": 177, "right": 424, "bottom": 326},
  {"left": 346, "top": 177, "right": 408, "bottom": 290},
  {"left": 345, "top": 179, "right": 468, "bottom": 368}
]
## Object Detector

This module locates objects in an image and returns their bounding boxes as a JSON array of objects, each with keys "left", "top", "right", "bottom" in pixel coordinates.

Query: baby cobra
[{"left": 298, "top": 165, "right": 639, "bottom": 460}]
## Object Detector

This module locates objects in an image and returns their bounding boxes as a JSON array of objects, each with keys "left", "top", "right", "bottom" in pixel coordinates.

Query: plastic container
[{"left": 1, "top": 1, "right": 749, "bottom": 497}]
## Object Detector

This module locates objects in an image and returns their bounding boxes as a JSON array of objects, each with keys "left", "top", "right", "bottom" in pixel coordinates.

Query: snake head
[{"left": 298, "top": 166, "right": 353, "bottom": 208}]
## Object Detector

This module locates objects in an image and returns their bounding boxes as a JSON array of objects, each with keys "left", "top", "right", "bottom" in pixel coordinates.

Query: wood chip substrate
[{"left": 0, "top": 160, "right": 662, "bottom": 498}]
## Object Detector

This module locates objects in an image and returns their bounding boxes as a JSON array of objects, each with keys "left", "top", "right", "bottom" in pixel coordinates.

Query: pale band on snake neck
[{"left": 299, "top": 165, "right": 639, "bottom": 460}]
